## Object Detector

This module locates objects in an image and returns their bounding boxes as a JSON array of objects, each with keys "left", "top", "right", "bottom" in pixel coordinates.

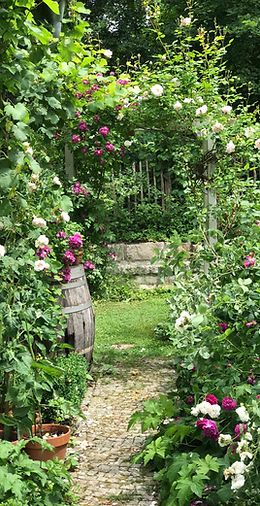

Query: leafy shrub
[
  {"left": 0, "top": 440, "right": 77, "bottom": 506},
  {"left": 53, "top": 353, "right": 91, "bottom": 409}
]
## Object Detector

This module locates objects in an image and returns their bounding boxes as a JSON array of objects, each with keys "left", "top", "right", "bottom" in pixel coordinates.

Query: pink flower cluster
[
  {"left": 196, "top": 418, "right": 219, "bottom": 439},
  {"left": 68, "top": 233, "right": 83, "bottom": 250},
  {"left": 83, "top": 260, "right": 95, "bottom": 270},
  {"left": 61, "top": 267, "right": 71, "bottom": 282},
  {"left": 63, "top": 250, "right": 76, "bottom": 265},
  {"left": 244, "top": 254, "right": 256, "bottom": 268},
  {"left": 36, "top": 245, "right": 51, "bottom": 259},
  {"left": 222, "top": 397, "right": 237, "bottom": 410},
  {"left": 56, "top": 230, "right": 67, "bottom": 239},
  {"left": 218, "top": 322, "right": 228, "bottom": 333},
  {"left": 72, "top": 181, "right": 89, "bottom": 197}
]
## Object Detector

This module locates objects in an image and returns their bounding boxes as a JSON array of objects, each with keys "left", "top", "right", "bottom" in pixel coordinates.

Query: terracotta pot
[{"left": 25, "top": 424, "right": 70, "bottom": 461}]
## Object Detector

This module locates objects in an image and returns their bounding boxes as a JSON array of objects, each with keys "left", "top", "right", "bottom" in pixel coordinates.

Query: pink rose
[
  {"left": 99, "top": 126, "right": 110, "bottom": 137},
  {"left": 205, "top": 394, "right": 219, "bottom": 405},
  {"left": 222, "top": 397, "right": 237, "bottom": 411},
  {"left": 196, "top": 418, "right": 219, "bottom": 439}
]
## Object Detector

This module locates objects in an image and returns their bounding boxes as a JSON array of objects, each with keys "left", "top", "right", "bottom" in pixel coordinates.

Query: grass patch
[{"left": 93, "top": 295, "right": 173, "bottom": 369}]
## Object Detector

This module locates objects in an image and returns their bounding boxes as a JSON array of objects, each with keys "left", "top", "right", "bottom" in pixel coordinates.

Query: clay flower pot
[{"left": 25, "top": 423, "right": 70, "bottom": 461}]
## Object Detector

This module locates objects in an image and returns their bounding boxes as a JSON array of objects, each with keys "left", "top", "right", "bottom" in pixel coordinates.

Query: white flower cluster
[
  {"left": 53, "top": 176, "right": 62, "bottom": 187},
  {"left": 28, "top": 173, "right": 40, "bottom": 193},
  {"left": 191, "top": 400, "right": 221, "bottom": 419},
  {"left": 150, "top": 84, "right": 164, "bottom": 97},
  {"left": 175, "top": 310, "right": 192, "bottom": 331},
  {"left": 60, "top": 211, "right": 70, "bottom": 222},
  {"left": 236, "top": 405, "right": 250, "bottom": 423},
  {"left": 34, "top": 260, "right": 50, "bottom": 271},
  {"left": 196, "top": 104, "right": 208, "bottom": 116},
  {"left": 32, "top": 217, "right": 47, "bottom": 228},
  {"left": 218, "top": 433, "right": 232, "bottom": 447},
  {"left": 224, "top": 461, "right": 248, "bottom": 491},
  {"left": 35, "top": 235, "right": 49, "bottom": 248}
]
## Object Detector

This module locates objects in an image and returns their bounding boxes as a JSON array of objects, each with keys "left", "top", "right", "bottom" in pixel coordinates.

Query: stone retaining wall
[{"left": 109, "top": 242, "right": 173, "bottom": 288}]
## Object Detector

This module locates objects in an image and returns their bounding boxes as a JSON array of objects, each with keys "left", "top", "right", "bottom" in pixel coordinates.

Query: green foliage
[
  {"left": 0, "top": 441, "right": 77, "bottom": 505},
  {"left": 53, "top": 353, "right": 91, "bottom": 409}
]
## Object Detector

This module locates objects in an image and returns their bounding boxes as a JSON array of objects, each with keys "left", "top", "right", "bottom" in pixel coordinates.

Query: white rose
[
  {"left": 124, "top": 140, "right": 133, "bottom": 148},
  {"left": 173, "top": 101, "right": 182, "bottom": 110},
  {"left": 208, "top": 404, "right": 221, "bottom": 419},
  {"left": 231, "top": 474, "right": 245, "bottom": 491},
  {"left": 150, "top": 84, "right": 164, "bottom": 97},
  {"left": 32, "top": 217, "right": 47, "bottom": 228},
  {"left": 23, "top": 142, "right": 33, "bottom": 155},
  {"left": 212, "top": 121, "right": 224, "bottom": 133},
  {"left": 196, "top": 105, "right": 208, "bottom": 116},
  {"left": 28, "top": 182, "right": 37, "bottom": 192},
  {"left": 240, "top": 452, "right": 253, "bottom": 461},
  {"left": 218, "top": 434, "right": 232, "bottom": 447},
  {"left": 103, "top": 49, "right": 113, "bottom": 58},
  {"left": 53, "top": 176, "right": 62, "bottom": 186},
  {"left": 180, "top": 17, "right": 192, "bottom": 27},
  {"left": 221, "top": 105, "right": 232, "bottom": 114},
  {"left": 244, "top": 432, "right": 253, "bottom": 441},
  {"left": 254, "top": 138, "right": 260, "bottom": 149},
  {"left": 34, "top": 260, "right": 50, "bottom": 271},
  {"left": 0, "top": 245, "right": 6, "bottom": 257},
  {"left": 191, "top": 405, "right": 200, "bottom": 416},
  {"left": 131, "top": 86, "right": 141, "bottom": 95},
  {"left": 199, "top": 401, "right": 212, "bottom": 415},
  {"left": 179, "top": 310, "right": 191, "bottom": 320},
  {"left": 236, "top": 406, "right": 250, "bottom": 423},
  {"left": 183, "top": 98, "right": 193, "bottom": 103},
  {"left": 226, "top": 141, "right": 235, "bottom": 154},
  {"left": 230, "top": 461, "right": 247, "bottom": 475},
  {"left": 35, "top": 235, "right": 49, "bottom": 248},
  {"left": 60, "top": 211, "right": 70, "bottom": 223},
  {"left": 244, "top": 127, "right": 255, "bottom": 138}
]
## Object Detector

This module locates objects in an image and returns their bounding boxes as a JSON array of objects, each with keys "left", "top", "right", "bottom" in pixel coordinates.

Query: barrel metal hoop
[
  {"left": 63, "top": 301, "right": 92, "bottom": 314},
  {"left": 62, "top": 280, "right": 86, "bottom": 290},
  {"left": 70, "top": 265, "right": 84, "bottom": 279}
]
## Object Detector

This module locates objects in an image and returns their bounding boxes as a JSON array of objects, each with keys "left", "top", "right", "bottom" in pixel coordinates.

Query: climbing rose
[
  {"left": 53, "top": 176, "right": 62, "bottom": 186},
  {"left": 99, "top": 126, "right": 110, "bottom": 137},
  {"left": 247, "top": 375, "right": 256, "bottom": 385},
  {"left": 34, "top": 260, "right": 50, "bottom": 271},
  {"left": 61, "top": 267, "right": 71, "bottom": 282},
  {"left": 212, "top": 121, "right": 224, "bottom": 133},
  {"left": 222, "top": 397, "right": 237, "bottom": 411},
  {"left": 236, "top": 406, "right": 250, "bottom": 422},
  {"left": 71, "top": 134, "right": 81, "bottom": 143},
  {"left": 94, "top": 148, "right": 104, "bottom": 157},
  {"left": 103, "top": 49, "right": 113, "bottom": 58},
  {"left": 117, "top": 78, "right": 129, "bottom": 85},
  {"left": 82, "top": 79, "right": 89, "bottom": 85},
  {"left": 78, "top": 121, "right": 88, "bottom": 132},
  {"left": 218, "top": 434, "right": 232, "bottom": 447},
  {"left": 173, "top": 101, "right": 182, "bottom": 110},
  {"left": 60, "top": 211, "right": 70, "bottom": 223},
  {"left": 226, "top": 141, "right": 235, "bottom": 153},
  {"left": 196, "top": 104, "right": 208, "bottom": 116},
  {"left": 196, "top": 418, "right": 219, "bottom": 439},
  {"left": 245, "top": 320, "right": 257, "bottom": 327},
  {"left": 0, "top": 245, "right": 6, "bottom": 257},
  {"left": 36, "top": 245, "right": 51, "bottom": 259},
  {"left": 234, "top": 423, "right": 247, "bottom": 438},
  {"left": 35, "top": 235, "right": 49, "bottom": 248},
  {"left": 150, "top": 84, "right": 164, "bottom": 97},
  {"left": 221, "top": 105, "right": 232, "bottom": 114},
  {"left": 32, "top": 217, "right": 47, "bottom": 228},
  {"left": 180, "top": 17, "right": 192, "bottom": 27},
  {"left": 218, "top": 322, "right": 228, "bottom": 333},
  {"left": 244, "top": 255, "right": 256, "bottom": 268},
  {"left": 56, "top": 231, "right": 67, "bottom": 239},
  {"left": 185, "top": 395, "right": 194, "bottom": 405},
  {"left": 254, "top": 138, "right": 260, "bottom": 149},
  {"left": 105, "top": 142, "right": 115, "bottom": 152},
  {"left": 68, "top": 233, "right": 83, "bottom": 250},
  {"left": 83, "top": 260, "right": 95, "bottom": 270},
  {"left": 63, "top": 250, "right": 76, "bottom": 265},
  {"left": 205, "top": 394, "right": 219, "bottom": 405}
]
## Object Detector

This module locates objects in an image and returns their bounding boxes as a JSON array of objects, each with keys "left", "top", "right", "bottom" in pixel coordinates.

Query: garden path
[{"left": 73, "top": 358, "right": 173, "bottom": 506}]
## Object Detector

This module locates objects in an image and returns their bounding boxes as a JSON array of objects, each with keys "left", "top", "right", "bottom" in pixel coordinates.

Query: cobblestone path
[{"left": 73, "top": 359, "right": 173, "bottom": 506}]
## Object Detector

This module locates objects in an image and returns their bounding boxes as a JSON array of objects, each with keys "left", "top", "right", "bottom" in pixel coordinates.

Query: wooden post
[{"left": 203, "top": 138, "right": 217, "bottom": 275}]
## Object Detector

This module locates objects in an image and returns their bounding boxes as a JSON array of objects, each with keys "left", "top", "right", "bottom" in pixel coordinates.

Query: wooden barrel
[{"left": 60, "top": 265, "right": 95, "bottom": 363}]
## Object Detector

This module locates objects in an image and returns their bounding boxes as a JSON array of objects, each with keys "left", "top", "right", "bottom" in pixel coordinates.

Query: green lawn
[{"left": 93, "top": 295, "right": 173, "bottom": 369}]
